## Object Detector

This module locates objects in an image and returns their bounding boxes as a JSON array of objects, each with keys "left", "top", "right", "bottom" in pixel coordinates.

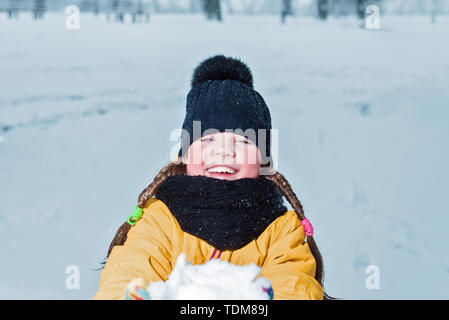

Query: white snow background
[{"left": 0, "top": 12, "right": 448, "bottom": 299}]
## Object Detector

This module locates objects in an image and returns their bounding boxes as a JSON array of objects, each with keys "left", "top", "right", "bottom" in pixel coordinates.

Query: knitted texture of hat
[{"left": 178, "top": 55, "right": 272, "bottom": 161}]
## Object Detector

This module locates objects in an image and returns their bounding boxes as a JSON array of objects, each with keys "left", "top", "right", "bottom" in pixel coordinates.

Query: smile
[{"left": 206, "top": 166, "right": 237, "bottom": 175}]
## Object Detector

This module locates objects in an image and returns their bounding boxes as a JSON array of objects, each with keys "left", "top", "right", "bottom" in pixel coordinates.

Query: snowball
[{"left": 146, "top": 253, "right": 272, "bottom": 300}]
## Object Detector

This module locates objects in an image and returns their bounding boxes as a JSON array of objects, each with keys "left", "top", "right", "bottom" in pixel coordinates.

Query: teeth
[{"left": 207, "top": 166, "right": 235, "bottom": 174}]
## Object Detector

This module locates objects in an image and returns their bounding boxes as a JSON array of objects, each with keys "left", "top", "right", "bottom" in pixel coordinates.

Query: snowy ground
[{"left": 0, "top": 12, "right": 448, "bottom": 299}]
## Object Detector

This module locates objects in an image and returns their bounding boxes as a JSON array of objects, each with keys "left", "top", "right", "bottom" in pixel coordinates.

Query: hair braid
[
  {"left": 264, "top": 171, "right": 334, "bottom": 300},
  {"left": 105, "top": 161, "right": 186, "bottom": 258}
]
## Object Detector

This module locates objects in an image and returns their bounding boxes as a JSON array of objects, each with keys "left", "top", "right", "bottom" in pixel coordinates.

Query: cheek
[
  {"left": 185, "top": 142, "right": 205, "bottom": 176},
  {"left": 235, "top": 144, "right": 261, "bottom": 178},
  {"left": 186, "top": 141, "right": 218, "bottom": 176},
  {"left": 236, "top": 163, "right": 260, "bottom": 178},
  {"left": 186, "top": 164, "right": 204, "bottom": 176},
  {"left": 235, "top": 144, "right": 260, "bottom": 166}
]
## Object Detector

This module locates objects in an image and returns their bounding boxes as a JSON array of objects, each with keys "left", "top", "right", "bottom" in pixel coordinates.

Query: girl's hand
[{"left": 125, "top": 278, "right": 151, "bottom": 300}]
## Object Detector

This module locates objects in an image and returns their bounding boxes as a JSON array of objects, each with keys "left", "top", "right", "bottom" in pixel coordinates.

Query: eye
[
  {"left": 201, "top": 136, "right": 214, "bottom": 142},
  {"left": 236, "top": 138, "right": 250, "bottom": 144}
]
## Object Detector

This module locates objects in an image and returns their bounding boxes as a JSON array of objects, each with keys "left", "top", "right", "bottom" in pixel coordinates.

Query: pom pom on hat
[{"left": 191, "top": 55, "right": 254, "bottom": 89}]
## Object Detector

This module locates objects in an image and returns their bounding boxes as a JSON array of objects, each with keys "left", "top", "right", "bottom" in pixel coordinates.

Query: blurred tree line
[
  {"left": 1, "top": 0, "right": 448, "bottom": 22},
  {"left": 317, "top": 0, "right": 382, "bottom": 20},
  {"left": 2, "top": 0, "right": 46, "bottom": 19}
]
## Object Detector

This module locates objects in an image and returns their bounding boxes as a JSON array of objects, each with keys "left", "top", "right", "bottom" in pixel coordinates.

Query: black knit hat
[{"left": 178, "top": 55, "right": 272, "bottom": 165}]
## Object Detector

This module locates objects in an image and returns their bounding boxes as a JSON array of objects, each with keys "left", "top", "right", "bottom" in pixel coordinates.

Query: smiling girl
[{"left": 94, "top": 55, "right": 330, "bottom": 300}]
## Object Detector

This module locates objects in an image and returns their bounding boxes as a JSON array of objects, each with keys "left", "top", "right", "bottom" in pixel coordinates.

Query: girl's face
[{"left": 184, "top": 132, "right": 261, "bottom": 180}]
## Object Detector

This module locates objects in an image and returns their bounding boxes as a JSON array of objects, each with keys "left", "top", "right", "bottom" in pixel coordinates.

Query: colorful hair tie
[
  {"left": 301, "top": 218, "right": 314, "bottom": 236},
  {"left": 127, "top": 205, "right": 143, "bottom": 226}
]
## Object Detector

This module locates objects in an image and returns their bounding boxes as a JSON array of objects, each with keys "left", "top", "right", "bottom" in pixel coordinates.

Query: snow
[
  {"left": 0, "top": 12, "right": 448, "bottom": 299},
  {"left": 140, "top": 253, "right": 271, "bottom": 300}
]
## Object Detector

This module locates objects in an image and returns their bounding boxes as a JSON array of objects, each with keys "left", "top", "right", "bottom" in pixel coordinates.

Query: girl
[{"left": 94, "top": 55, "right": 330, "bottom": 300}]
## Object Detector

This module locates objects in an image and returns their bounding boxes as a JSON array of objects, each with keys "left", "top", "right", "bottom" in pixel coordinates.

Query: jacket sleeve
[
  {"left": 260, "top": 211, "right": 324, "bottom": 300},
  {"left": 93, "top": 200, "right": 173, "bottom": 300}
]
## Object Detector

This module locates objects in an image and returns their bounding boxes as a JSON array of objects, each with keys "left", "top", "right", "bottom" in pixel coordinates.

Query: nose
[
  {"left": 214, "top": 138, "right": 236, "bottom": 158},
  {"left": 215, "top": 146, "right": 235, "bottom": 158}
]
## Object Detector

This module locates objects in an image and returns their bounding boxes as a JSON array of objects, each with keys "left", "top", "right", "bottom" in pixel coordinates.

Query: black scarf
[{"left": 155, "top": 175, "right": 287, "bottom": 251}]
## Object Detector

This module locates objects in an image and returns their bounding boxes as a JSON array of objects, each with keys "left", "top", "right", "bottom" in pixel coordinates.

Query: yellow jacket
[{"left": 93, "top": 198, "right": 323, "bottom": 300}]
